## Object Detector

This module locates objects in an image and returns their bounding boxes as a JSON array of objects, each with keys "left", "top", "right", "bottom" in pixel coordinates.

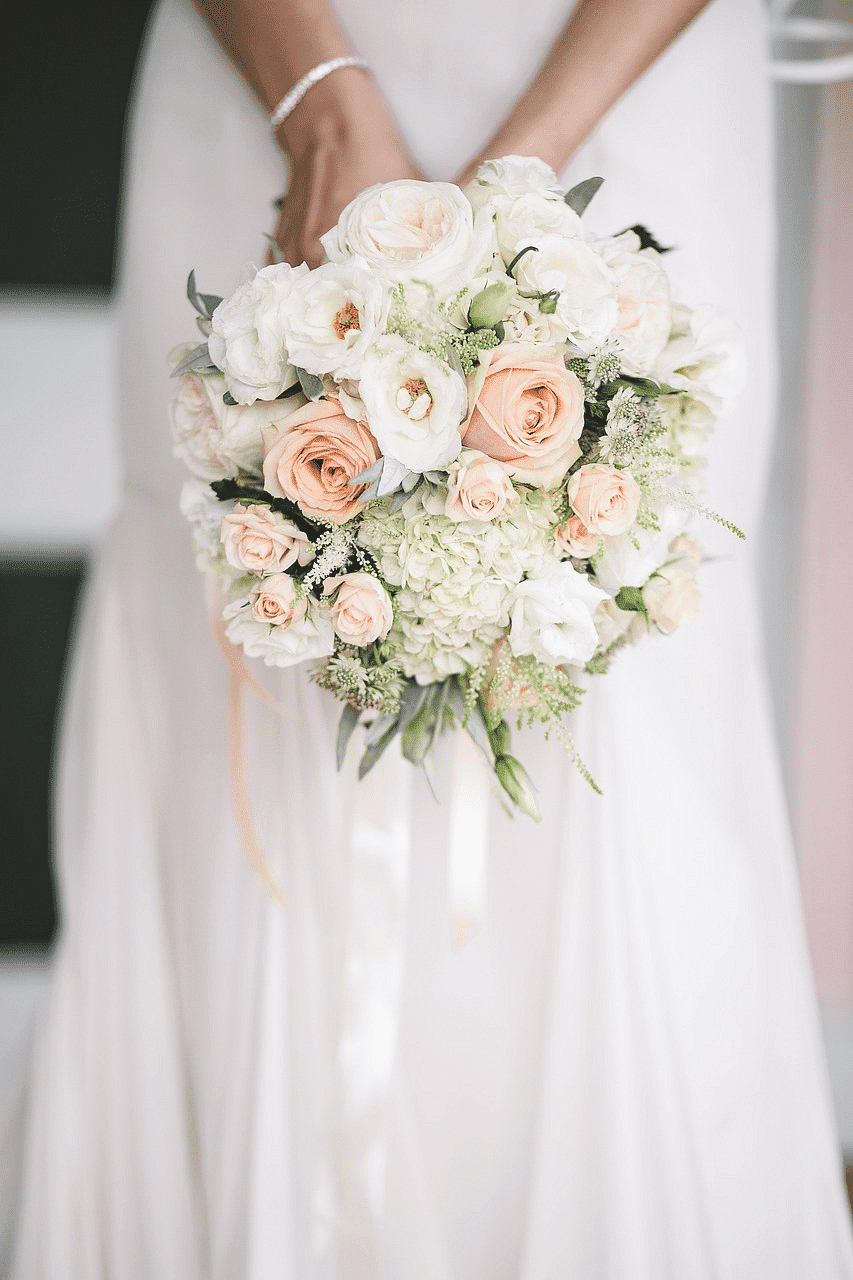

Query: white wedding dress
[{"left": 3, "top": 0, "right": 853, "bottom": 1276}]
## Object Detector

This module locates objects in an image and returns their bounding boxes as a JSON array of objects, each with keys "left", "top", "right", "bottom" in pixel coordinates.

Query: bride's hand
[{"left": 273, "top": 68, "right": 425, "bottom": 267}]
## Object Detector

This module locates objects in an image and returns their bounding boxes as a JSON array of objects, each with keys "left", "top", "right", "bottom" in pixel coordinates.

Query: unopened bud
[
  {"left": 494, "top": 754, "right": 542, "bottom": 822},
  {"left": 468, "top": 280, "right": 515, "bottom": 330},
  {"left": 538, "top": 290, "right": 560, "bottom": 315}
]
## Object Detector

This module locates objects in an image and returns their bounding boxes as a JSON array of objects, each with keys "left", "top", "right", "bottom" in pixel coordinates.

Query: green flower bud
[
  {"left": 468, "top": 280, "right": 515, "bottom": 330},
  {"left": 494, "top": 754, "right": 542, "bottom": 822},
  {"left": 487, "top": 718, "right": 511, "bottom": 757},
  {"left": 538, "top": 290, "right": 560, "bottom": 315}
]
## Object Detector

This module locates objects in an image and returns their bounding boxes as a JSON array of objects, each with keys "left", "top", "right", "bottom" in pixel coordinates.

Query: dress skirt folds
[{"left": 2, "top": 0, "right": 853, "bottom": 1276}]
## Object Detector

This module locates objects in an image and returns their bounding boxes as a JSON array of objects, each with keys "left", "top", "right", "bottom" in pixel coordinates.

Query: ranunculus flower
[
  {"left": 643, "top": 563, "right": 700, "bottom": 633},
  {"left": 263, "top": 398, "right": 380, "bottom": 524},
  {"left": 358, "top": 337, "right": 466, "bottom": 473},
  {"left": 508, "top": 556, "right": 608, "bottom": 667},
  {"left": 444, "top": 451, "right": 515, "bottom": 522},
  {"left": 567, "top": 463, "right": 641, "bottom": 537},
  {"left": 321, "top": 179, "right": 492, "bottom": 294},
  {"left": 248, "top": 573, "right": 307, "bottom": 626},
  {"left": 512, "top": 234, "right": 617, "bottom": 353},
  {"left": 279, "top": 256, "right": 387, "bottom": 379},
  {"left": 555, "top": 514, "right": 598, "bottom": 559},
  {"left": 209, "top": 262, "right": 308, "bottom": 404},
  {"left": 323, "top": 572, "right": 393, "bottom": 646},
  {"left": 463, "top": 343, "right": 585, "bottom": 488},
  {"left": 220, "top": 504, "right": 314, "bottom": 575}
]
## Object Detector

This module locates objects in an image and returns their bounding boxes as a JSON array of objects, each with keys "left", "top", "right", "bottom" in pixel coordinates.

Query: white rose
[
  {"left": 512, "top": 234, "right": 618, "bottom": 352},
  {"left": 464, "top": 156, "right": 562, "bottom": 213},
  {"left": 209, "top": 262, "right": 308, "bottom": 404},
  {"left": 600, "top": 232, "right": 672, "bottom": 375},
  {"left": 179, "top": 478, "right": 237, "bottom": 591},
  {"left": 509, "top": 557, "right": 608, "bottom": 667},
  {"left": 280, "top": 257, "right": 388, "bottom": 379},
  {"left": 323, "top": 572, "right": 394, "bottom": 646},
  {"left": 170, "top": 364, "right": 298, "bottom": 480},
  {"left": 492, "top": 191, "right": 584, "bottom": 262},
  {"left": 321, "top": 179, "right": 493, "bottom": 294},
  {"left": 358, "top": 336, "right": 466, "bottom": 473},
  {"left": 654, "top": 304, "right": 746, "bottom": 415},
  {"left": 220, "top": 504, "right": 315, "bottom": 575},
  {"left": 223, "top": 590, "right": 334, "bottom": 668}
]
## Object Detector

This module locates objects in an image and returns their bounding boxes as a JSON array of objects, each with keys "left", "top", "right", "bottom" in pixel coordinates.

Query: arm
[
  {"left": 193, "top": 0, "right": 424, "bottom": 266},
  {"left": 456, "top": 0, "right": 713, "bottom": 185}
]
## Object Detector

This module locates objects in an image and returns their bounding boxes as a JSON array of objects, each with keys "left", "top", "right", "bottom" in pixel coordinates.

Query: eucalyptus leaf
[
  {"left": 223, "top": 391, "right": 238, "bottom": 406},
  {"left": 263, "top": 232, "right": 284, "bottom": 265},
  {"left": 349, "top": 457, "right": 384, "bottom": 488},
  {"left": 196, "top": 316, "right": 213, "bottom": 338},
  {"left": 336, "top": 703, "right": 362, "bottom": 771},
  {"left": 296, "top": 367, "right": 324, "bottom": 401},
  {"left": 364, "top": 713, "right": 398, "bottom": 748},
  {"left": 358, "top": 721, "right": 401, "bottom": 779},
  {"left": 397, "top": 681, "right": 431, "bottom": 734},
  {"left": 389, "top": 488, "right": 410, "bottom": 514},
  {"left": 563, "top": 176, "right": 604, "bottom": 217},
  {"left": 377, "top": 456, "right": 412, "bottom": 498},
  {"left": 186, "top": 271, "right": 224, "bottom": 320},
  {"left": 171, "top": 342, "right": 216, "bottom": 378},
  {"left": 464, "top": 712, "right": 493, "bottom": 766},
  {"left": 560, "top": 176, "right": 601, "bottom": 216}
]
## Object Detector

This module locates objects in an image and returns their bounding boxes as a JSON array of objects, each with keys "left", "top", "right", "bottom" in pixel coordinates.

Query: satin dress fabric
[{"left": 2, "top": 0, "right": 853, "bottom": 1276}]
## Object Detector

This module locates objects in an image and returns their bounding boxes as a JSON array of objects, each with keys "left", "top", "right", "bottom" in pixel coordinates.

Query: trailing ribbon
[{"left": 448, "top": 730, "right": 490, "bottom": 946}]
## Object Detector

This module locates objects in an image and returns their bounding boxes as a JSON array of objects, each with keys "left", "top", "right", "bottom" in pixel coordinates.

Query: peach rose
[
  {"left": 643, "top": 563, "right": 700, "bottom": 634},
  {"left": 462, "top": 343, "right": 584, "bottom": 488},
  {"left": 323, "top": 572, "right": 393, "bottom": 646},
  {"left": 566, "top": 463, "right": 640, "bottom": 537},
  {"left": 445, "top": 452, "right": 515, "bottom": 522},
  {"left": 221, "top": 504, "right": 314, "bottom": 575},
  {"left": 555, "top": 514, "right": 598, "bottom": 559},
  {"left": 249, "top": 573, "right": 307, "bottom": 627},
  {"left": 263, "top": 398, "right": 379, "bottom": 524}
]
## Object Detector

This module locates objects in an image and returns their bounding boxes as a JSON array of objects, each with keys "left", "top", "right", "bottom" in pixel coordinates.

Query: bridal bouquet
[{"left": 170, "top": 157, "right": 742, "bottom": 818}]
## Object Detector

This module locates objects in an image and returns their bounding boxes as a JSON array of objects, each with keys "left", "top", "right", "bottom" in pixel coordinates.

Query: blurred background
[{"left": 0, "top": 0, "right": 851, "bottom": 1150}]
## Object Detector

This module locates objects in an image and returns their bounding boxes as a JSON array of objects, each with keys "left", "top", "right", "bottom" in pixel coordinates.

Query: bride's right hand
[{"left": 273, "top": 68, "right": 425, "bottom": 268}]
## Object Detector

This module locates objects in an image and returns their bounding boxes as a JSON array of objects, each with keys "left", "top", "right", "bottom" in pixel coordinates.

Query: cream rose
[
  {"left": 323, "top": 572, "right": 393, "bottom": 646},
  {"left": 358, "top": 337, "right": 466, "bottom": 473},
  {"left": 249, "top": 573, "right": 307, "bottom": 626},
  {"left": 555, "top": 514, "right": 598, "bottom": 559},
  {"left": 221, "top": 504, "right": 314, "bottom": 575},
  {"left": 653, "top": 304, "right": 746, "bottom": 415},
  {"left": 320, "top": 179, "right": 492, "bottom": 294},
  {"left": 263, "top": 398, "right": 380, "bottom": 524},
  {"left": 209, "top": 262, "right": 308, "bottom": 404},
  {"left": 567, "top": 464, "right": 641, "bottom": 537},
  {"left": 463, "top": 343, "right": 585, "bottom": 488},
  {"left": 643, "top": 563, "right": 700, "bottom": 634},
  {"left": 464, "top": 156, "right": 562, "bottom": 214},
  {"left": 444, "top": 451, "right": 515, "bottom": 522}
]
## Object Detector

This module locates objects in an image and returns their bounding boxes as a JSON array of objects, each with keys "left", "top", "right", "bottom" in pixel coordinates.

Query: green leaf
[
  {"left": 349, "top": 457, "right": 384, "bottom": 488},
  {"left": 564, "top": 176, "right": 604, "bottom": 217},
  {"left": 398, "top": 681, "right": 431, "bottom": 734},
  {"left": 263, "top": 232, "right": 284, "bottom": 265},
  {"left": 614, "top": 585, "right": 647, "bottom": 615},
  {"left": 171, "top": 342, "right": 216, "bottom": 378},
  {"left": 336, "top": 702, "right": 362, "bottom": 771},
  {"left": 296, "top": 367, "right": 324, "bottom": 401},
  {"left": 186, "top": 270, "right": 223, "bottom": 319},
  {"left": 620, "top": 223, "right": 672, "bottom": 254},
  {"left": 358, "top": 720, "right": 400, "bottom": 779},
  {"left": 223, "top": 390, "right": 238, "bottom": 406}
]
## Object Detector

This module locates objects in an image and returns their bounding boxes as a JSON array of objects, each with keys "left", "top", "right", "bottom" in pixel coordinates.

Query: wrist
[{"left": 275, "top": 66, "right": 387, "bottom": 162}]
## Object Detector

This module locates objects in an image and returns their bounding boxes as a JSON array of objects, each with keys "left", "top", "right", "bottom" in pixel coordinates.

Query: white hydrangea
[{"left": 358, "top": 488, "right": 555, "bottom": 683}]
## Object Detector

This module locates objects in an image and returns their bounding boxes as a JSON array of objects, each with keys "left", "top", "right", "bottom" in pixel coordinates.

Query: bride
[{"left": 3, "top": 0, "right": 853, "bottom": 1275}]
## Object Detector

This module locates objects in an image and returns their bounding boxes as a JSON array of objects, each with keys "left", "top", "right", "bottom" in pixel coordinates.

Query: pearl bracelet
[{"left": 269, "top": 56, "right": 371, "bottom": 134}]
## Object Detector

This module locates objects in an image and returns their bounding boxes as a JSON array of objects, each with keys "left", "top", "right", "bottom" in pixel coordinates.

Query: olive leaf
[{"left": 563, "top": 176, "right": 604, "bottom": 217}]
